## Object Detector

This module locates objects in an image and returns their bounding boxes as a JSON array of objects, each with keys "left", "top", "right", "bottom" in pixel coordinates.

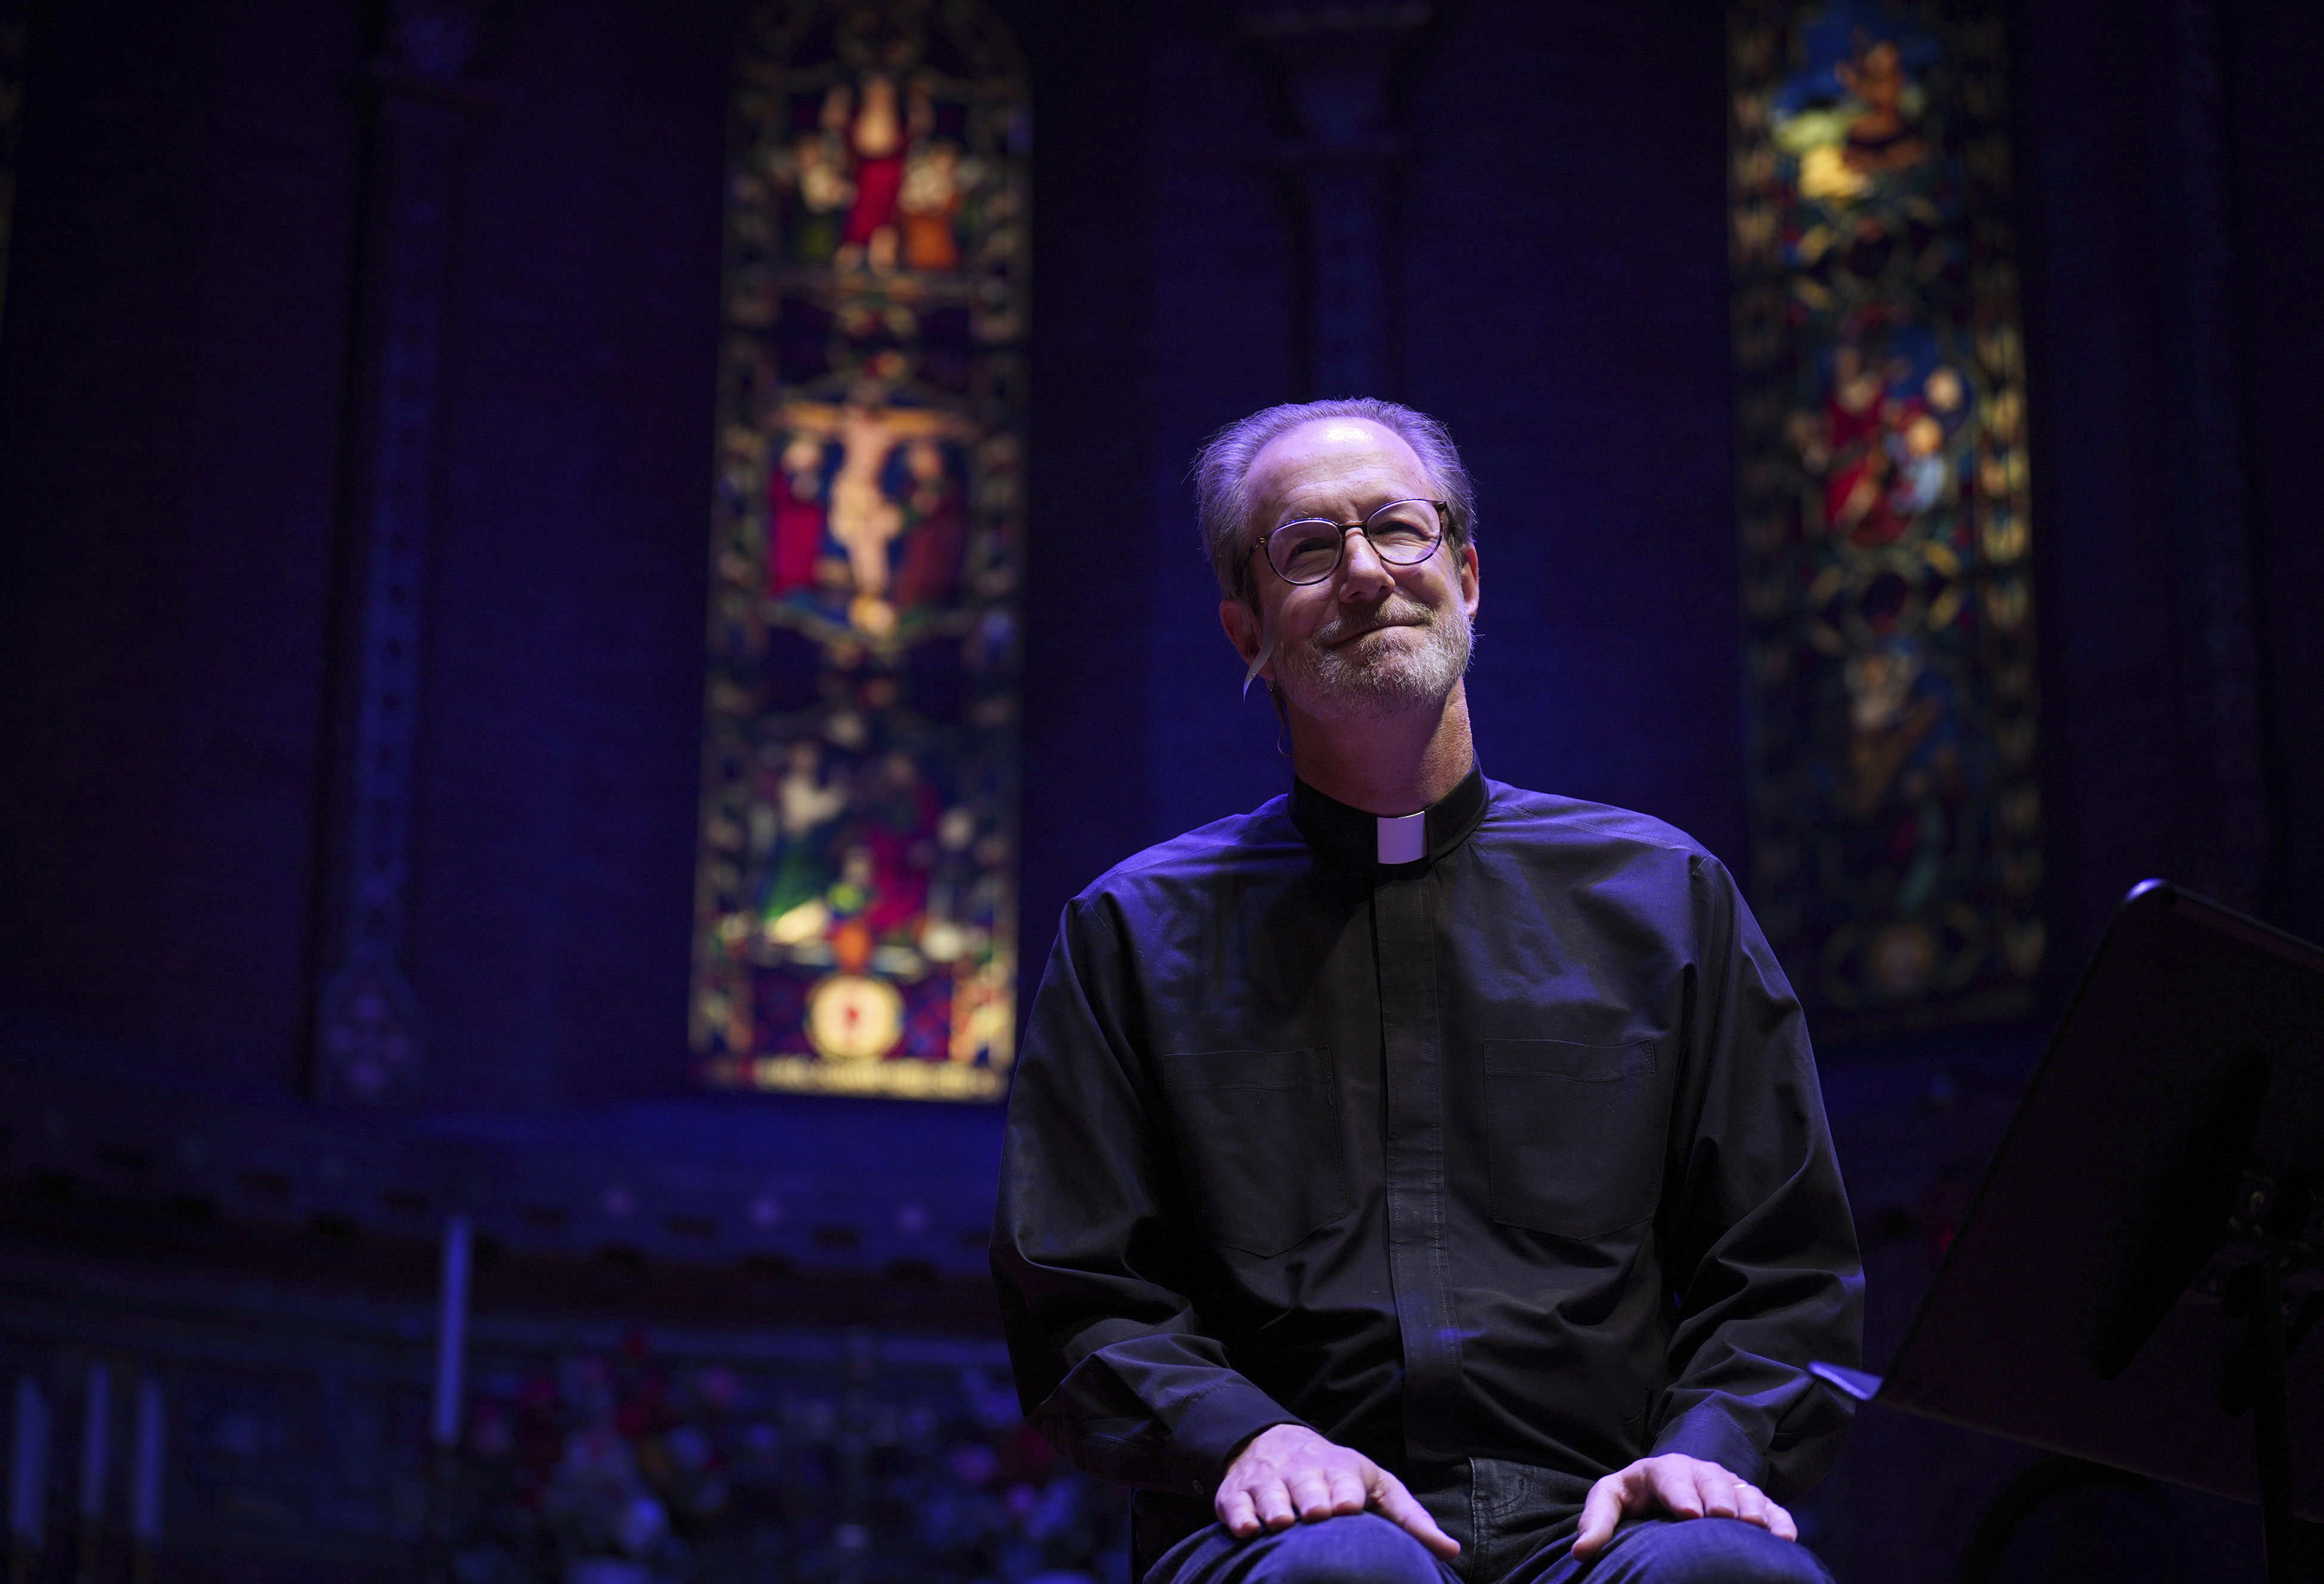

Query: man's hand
[
  {"left": 1215, "top": 1424, "right": 1460, "bottom": 1559},
  {"left": 1570, "top": 1454, "right": 1796, "bottom": 1560}
]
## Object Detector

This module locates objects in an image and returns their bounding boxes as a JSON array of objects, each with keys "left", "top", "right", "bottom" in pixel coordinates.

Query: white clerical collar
[{"left": 1376, "top": 810, "right": 1427, "bottom": 866}]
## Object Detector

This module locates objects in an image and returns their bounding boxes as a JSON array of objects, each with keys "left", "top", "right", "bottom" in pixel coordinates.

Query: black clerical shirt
[{"left": 992, "top": 765, "right": 1862, "bottom": 1561}]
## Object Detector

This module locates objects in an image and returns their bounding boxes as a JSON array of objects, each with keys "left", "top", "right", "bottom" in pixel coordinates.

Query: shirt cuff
[
  {"left": 1172, "top": 1377, "right": 1305, "bottom": 1483},
  {"left": 1649, "top": 1402, "right": 1764, "bottom": 1486}
]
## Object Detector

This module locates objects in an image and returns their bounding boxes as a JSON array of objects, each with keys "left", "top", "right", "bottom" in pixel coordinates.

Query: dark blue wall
[{"left": 416, "top": 0, "right": 728, "bottom": 1111}]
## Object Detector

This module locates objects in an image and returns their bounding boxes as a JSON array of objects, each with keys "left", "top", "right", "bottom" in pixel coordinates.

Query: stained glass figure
[
  {"left": 692, "top": 0, "right": 1027, "bottom": 1100},
  {"left": 1728, "top": 1, "right": 2043, "bottom": 1035}
]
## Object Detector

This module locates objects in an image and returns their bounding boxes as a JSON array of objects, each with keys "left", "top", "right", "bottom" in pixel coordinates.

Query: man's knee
[
  {"left": 1242, "top": 1513, "right": 1447, "bottom": 1584},
  {"left": 1597, "top": 1517, "right": 1833, "bottom": 1584}
]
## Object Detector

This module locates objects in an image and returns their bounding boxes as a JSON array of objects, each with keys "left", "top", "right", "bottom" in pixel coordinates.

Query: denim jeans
[{"left": 1144, "top": 1510, "right": 1837, "bottom": 1584}]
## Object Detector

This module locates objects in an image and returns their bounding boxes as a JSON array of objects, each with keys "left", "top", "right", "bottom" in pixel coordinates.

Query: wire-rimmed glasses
[{"left": 1243, "top": 499, "right": 1450, "bottom": 587}]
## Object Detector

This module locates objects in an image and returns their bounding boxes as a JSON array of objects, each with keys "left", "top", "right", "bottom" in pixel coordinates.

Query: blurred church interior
[{"left": 0, "top": 0, "right": 2318, "bottom": 1578}]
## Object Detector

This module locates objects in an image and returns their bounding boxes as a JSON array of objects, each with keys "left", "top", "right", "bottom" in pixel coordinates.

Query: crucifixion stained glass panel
[{"left": 692, "top": 0, "right": 1029, "bottom": 1100}]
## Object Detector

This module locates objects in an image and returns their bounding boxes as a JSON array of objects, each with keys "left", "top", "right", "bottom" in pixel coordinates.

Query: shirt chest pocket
[
  {"left": 1483, "top": 1038, "right": 1666, "bottom": 1240},
  {"left": 1158, "top": 1048, "right": 1350, "bottom": 1258}
]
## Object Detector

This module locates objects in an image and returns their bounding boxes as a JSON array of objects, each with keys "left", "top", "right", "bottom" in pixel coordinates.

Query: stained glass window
[
  {"left": 1727, "top": 0, "right": 2043, "bottom": 1035},
  {"left": 691, "top": 0, "right": 1029, "bottom": 1101}
]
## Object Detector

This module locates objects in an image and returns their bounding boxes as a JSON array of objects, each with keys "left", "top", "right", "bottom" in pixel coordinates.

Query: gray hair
[{"left": 1190, "top": 397, "right": 1477, "bottom": 601}]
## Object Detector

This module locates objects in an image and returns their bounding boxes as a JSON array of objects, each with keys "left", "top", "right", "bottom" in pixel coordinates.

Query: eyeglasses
[{"left": 1242, "top": 499, "right": 1450, "bottom": 587}]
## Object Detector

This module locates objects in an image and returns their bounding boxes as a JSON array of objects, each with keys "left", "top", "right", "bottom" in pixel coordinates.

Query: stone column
[
  {"left": 1243, "top": 1, "right": 1430, "bottom": 399},
  {"left": 2148, "top": 0, "right": 2269, "bottom": 911},
  {"left": 315, "top": 0, "right": 490, "bottom": 1105}
]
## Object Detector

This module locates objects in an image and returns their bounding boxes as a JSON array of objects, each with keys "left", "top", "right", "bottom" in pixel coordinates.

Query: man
[{"left": 993, "top": 400, "right": 1862, "bottom": 1583}]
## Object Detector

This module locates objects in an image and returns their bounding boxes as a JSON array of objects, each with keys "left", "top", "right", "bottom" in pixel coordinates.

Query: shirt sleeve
[
  {"left": 990, "top": 894, "right": 1303, "bottom": 1496},
  {"left": 1646, "top": 854, "right": 1866, "bottom": 1498}
]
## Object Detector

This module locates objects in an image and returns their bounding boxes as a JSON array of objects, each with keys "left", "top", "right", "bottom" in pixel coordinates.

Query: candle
[
  {"left": 77, "top": 1362, "right": 110, "bottom": 1524},
  {"left": 9, "top": 1374, "right": 48, "bottom": 1553},
  {"left": 431, "top": 1213, "right": 472, "bottom": 1449},
  {"left": 129, "top": 1378, "right": 161, "bottom": 1546}
]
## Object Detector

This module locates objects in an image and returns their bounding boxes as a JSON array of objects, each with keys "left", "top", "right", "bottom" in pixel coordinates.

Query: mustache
[{"left": 1314, "top": 596, "right": 1433, "bottom": 648}]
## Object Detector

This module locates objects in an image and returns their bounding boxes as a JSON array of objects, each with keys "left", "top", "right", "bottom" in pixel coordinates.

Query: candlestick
[
  {"left": 431, "top": 1213, "right": 472, "bottom": 1449},
  {"left": 9, "top": 1374, "right": 48, "bottom": 1557},
  {"left": 129, "top": 1378, "right": 161, "bottom": 1547},
  {"left": 76, "top": 1362, "right": 108, "bottom": 1526}
]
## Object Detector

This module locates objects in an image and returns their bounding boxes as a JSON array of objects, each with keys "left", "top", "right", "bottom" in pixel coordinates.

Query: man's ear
[
  {"left": 1220, "top": 596, "right": 1266, "bottom": 673},
  {"left": 1458, "top": 540, "right": 1480, "bottom": 619}
]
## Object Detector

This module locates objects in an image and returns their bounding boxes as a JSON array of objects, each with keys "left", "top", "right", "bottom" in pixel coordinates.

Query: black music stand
[{"left": 1812, "top": 880, "right": 2324, "bottom": 1582}]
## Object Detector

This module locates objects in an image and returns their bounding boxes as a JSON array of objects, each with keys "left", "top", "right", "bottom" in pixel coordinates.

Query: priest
[{"left": 992, "top": 399, "right": 1862, "bottom": 1584}]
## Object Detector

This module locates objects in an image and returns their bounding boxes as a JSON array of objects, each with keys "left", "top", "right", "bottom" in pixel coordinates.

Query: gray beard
[{"left": 1270, "top": 593, "right": 1473, "bottom": 723}]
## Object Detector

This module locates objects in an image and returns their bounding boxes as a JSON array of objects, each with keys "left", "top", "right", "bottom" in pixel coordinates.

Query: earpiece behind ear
[
  {"left": 1239, "top": 603, "right": 1278, "bottom": 701},
  {"left": 1241, "top": 636, "right": 1276, "bottom": 702}
]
